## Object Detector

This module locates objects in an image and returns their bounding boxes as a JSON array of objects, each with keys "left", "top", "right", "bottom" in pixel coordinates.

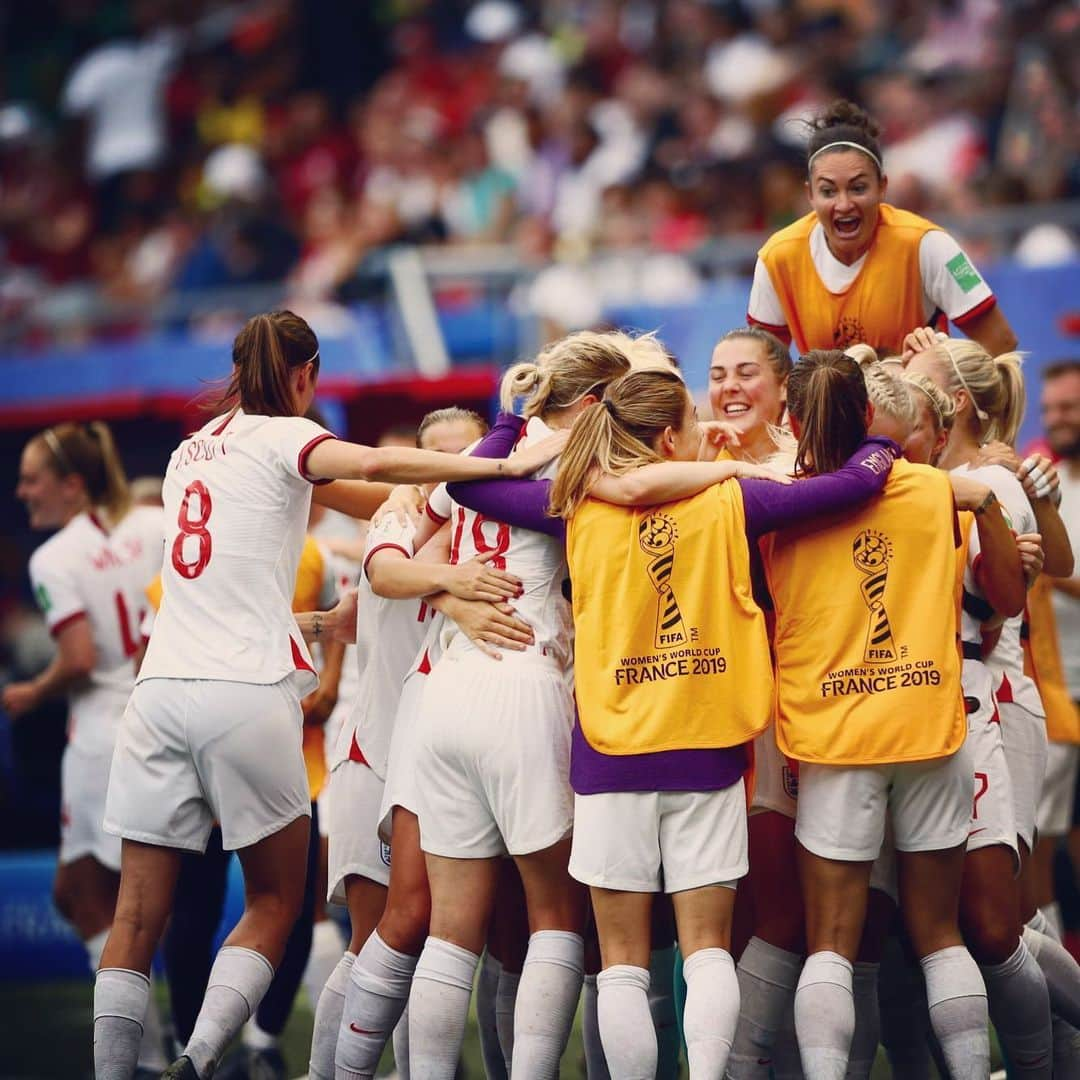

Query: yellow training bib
[
  {"left": 568, "top": 483, "right": 773, "bottom": 755},
  {"left": 761, "top": 460, "right": 965, "bottom": 764},
  {"left": 759, "top": 204, "right": 939, "bottom": 355}
]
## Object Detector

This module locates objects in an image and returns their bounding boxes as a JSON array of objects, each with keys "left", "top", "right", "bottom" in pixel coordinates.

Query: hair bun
[{"left": 813, "top": 99, "right": 880, "bottom": 140}]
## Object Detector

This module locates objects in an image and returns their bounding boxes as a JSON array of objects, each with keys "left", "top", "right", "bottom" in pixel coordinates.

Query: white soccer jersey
[
  {"left": 323, "top": 551, "right": 361, "bottom": 764},
  {"left": 139, "top": 409, "right": 334, "bottom": 694},
  {"left": 426, "top": 416, "right": 573, "bottom": 666},
  {"left": 29, "top": 505, "right": 164, "bottom": 754},
  {"left": 329, "top": 514, "right": 435, "bottom": 777},
  {"left": 954, "top": 462, "right": 1043, "bottom": 715}
]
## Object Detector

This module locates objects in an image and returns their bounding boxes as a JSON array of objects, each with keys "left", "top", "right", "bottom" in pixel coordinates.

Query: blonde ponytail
[
  {"left": 499, "top": 362, "right": 544, "bottom": 411},
  {"left": 930, "top": 339, "right": 1026, "bottom": 446},
  {"left": 86, "top": 421, "right": 132, "bottom": 524},
  {"left": 550, "top": 368, "right": 689, "bottom": 519}
]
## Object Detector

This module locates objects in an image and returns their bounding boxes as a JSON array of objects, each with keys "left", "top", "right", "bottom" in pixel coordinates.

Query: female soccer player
[
  {"left": 747, "top": 100, "right": 1017, "bottom": 357},
  {"left": 760, "top": 351, "right": 997, "bottom": 1080},
  {"left": 891, "top": 367, "right": 1061, "bottom": 1078},
  {"left": 90, "top": 310, "right": 562, "bottom": 1080},
  {"left": 543, "top": 365, "right": 901, "bottom": 1079},
  {"left": 333, "top": 332, "right": 646, "bottom": 1080},
  {"left": 4, "top": 422, "right": 169, "bottom": 1074},
  {"left": 906, "top": 336, "right": 1080, "bottom": 1045}
]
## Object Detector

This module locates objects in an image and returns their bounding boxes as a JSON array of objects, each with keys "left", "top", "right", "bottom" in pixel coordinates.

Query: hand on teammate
[
  {"left": 2, "top": 680, "right": 39, "bottom": 719},
  {"left": 732, "top": 460, "right": 793, "bottom": 484},
  {"left": 976, "top": 442, "right": 1062, "bottom": 506},
  {"left": 322, "top": 588, "right": 359, "bottom": 644},
  {"left": 1015, "top": 531, "right": 1045, "bottom": 585},
  {"left": 446, "top": 551, "right": 524, "bottom": 603},
  {"left": 437, "top": 595, "right": 534, "bottom": 660},
  {"left": 698, "top": 420, "right": 742, "bottom": 456},
  {"left": 374, "top": 485, "right": 427, "bottom": 526},
  {"left": 899, "top": 326, "right": 947, "bottom": 364},
  {"left": 508, "top": 427, "right": 570, "bottom": 474}
]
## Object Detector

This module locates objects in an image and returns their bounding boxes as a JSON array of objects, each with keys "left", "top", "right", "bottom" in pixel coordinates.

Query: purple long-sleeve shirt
[{"left": 448, "top": 434, "right": 899, "bottom": 794}]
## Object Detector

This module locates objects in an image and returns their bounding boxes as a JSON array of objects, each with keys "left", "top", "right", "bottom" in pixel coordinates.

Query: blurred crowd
[{"left": 1, "top": 0, "right": 1078, "bottom": 345}]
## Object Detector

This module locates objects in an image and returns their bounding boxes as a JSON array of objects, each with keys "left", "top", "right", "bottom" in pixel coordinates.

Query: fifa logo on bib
[
  {"left": 639, "top": 512, "right": 688, "bottom": 649},
  {"left": 852, "top": 529, "right": 897, "bottom": 663}
]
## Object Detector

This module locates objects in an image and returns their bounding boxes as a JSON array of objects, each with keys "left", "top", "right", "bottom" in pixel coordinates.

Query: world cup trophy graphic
[
  {"left": 638, "top": 512, "right": 688, "bottom": 649},
  {"left": 852, "top": 529, "right": 897, "bottom": 663}
]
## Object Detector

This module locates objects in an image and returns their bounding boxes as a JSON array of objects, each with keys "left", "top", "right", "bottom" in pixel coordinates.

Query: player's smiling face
[
  {"left": 807, "top": 149, "right": 886, "bottom": 266},
  {"left": 709, "top": 338, "right": 786, "bottom": 438},
  {"left": 17, "top": 440, "right": 80, "bottom": 530}
]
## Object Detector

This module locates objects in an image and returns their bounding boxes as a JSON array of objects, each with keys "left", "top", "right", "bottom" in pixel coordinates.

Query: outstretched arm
[{"left": 740, "top": 437, "right": 898, "bottom": 539}]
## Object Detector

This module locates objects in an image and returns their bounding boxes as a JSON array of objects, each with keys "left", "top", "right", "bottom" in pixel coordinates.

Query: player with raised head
[
  {"left": 88, "top": 309, "right": 563, "bottom": 1080},
  {"left": 760, "top": 351, "right": 999, "bottom": 1080},
  {"left": 748, "top": 100, "right": 1017, "bottom": 357},
  {"left": 4, "top": 421, "right": 169, "bottom": 1075}
]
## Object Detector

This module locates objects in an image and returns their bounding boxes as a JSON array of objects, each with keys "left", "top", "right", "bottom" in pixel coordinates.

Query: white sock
[
  {"left": 495, "top": 964, "right": 521, "bottom": 1071},
  {"left": 336, "top": 930, "right": 417, "bottom": 1079},
  {"left": 845, "top": 961, "right": 879, "bottom": 1080},
  {"left": 980, "top": 939, "right": 1052, "bottom": 1076},
  {"left": 184, "top": 946, "right": 275, "bottom": 1078},
  {"left": 728, "top": 936, "right": 803, "bottom": 1079},
  {"left": 597, "top": 965, "right": 656, "bottom": 1080},
  {"left": 306, "top": 919, "right": 348, "bottom": 1009},
  {"left": 920, "top": 946, "right": 989, "bottom": 1080},
  {"left": 310, "top": 951, "right": 355, "bottom": 1080},
  {"left": 649, "top": 945, "right": 681, "bottom": 1080},
  {"left": 683, "top": 947, "right": 740, "bottom": 1079},
  {"left": 94, "top": 967, "right": 150, "bottom": 1080},
  {"left": 1023, "top": 924, "right": 1080, "bottom": 1028},
  {"left": 771, "top": 996, "right": 805, "bottom": 1080},
  {"left": 582, "top": 974, "right": 611, "bottom": 1080},
  {"left": 1039, "top": 902, "right": 1064, "bottom": 941},
  {"left": 393, "top": 1006, "right": 411, "bottom": 1080},
  {"left": 408, "top": 937, "right": 479, "bottom": 1080},
  {"left": 877, "top": 936, "right": 931, "bottom": 1079},
  {"left": 243, "top": 1016, "right": 277, "bottom": 1050},
  {"left": 511, "top": 930, "right": 584, "bottom": 1078},
  {"left": 794, "top": 950, "right": 854, "bottom": 1080},
  {"left": 477, "top": 952, "right": 506, "bottom": 1080}
]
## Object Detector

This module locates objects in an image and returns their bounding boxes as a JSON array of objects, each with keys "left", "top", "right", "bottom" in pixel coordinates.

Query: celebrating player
[
  {"left": 89, "top": 310, "right": 563, "bottom": 1080},
  {"left": 5, "top": 422, "right": 169, "bottom": 1074},
  {"left": 748, "top": 100, "right": 1017, "bottom": 357}
]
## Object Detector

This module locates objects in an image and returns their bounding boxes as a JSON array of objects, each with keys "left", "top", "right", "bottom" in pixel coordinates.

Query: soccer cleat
[{"left": 160, "top": 1055, "right": 199, "bottom": 1080}]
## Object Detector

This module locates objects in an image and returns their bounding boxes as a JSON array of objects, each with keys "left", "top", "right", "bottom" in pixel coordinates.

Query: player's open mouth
[
  {"left": 833, "top": 215, "right": 861, "bottom": 237},
  {"left": 723, "top": 403, "right": 751, "bottom": 416}
]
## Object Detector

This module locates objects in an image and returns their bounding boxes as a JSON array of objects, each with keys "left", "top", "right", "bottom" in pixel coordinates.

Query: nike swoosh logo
[
  {"left": 968, "top": 827, "right": 986, "bottom": 836},
  {"left": 350, "top": 1023, "right": 381, "bottom": 1035},
  {"left": 757, "top": 1059, "right": 772, "bottom": 1066}
]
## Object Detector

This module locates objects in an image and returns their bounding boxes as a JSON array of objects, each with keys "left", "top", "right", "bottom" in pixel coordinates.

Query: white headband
[{"left": 808, "top": 140, "right": 883, "bottom": 174}]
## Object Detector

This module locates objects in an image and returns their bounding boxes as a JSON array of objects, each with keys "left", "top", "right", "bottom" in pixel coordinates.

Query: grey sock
[
  {"left": 794, "top": 951, "right": 854, "bottom": 1080},
  {"left": 94, "top": 968, "right": 150, "bottom": 1080},
  {"left": 186, "top": 946, "right": 275, "bottom": 1079},
  {"left": 728, "top": 937, "right": 802, "bottom": 1079},
  {"left": 981, "top": 939, "right": 1052, "bottom": 1076},
  {"left": 1023, "top": 925, "right": 1080, "bottom": 1029},
  {"left": 921, "top": 946, "right": 989, "bottom": 1080}
]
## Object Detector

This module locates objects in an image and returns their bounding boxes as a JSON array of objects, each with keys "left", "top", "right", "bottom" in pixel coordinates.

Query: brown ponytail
[
  {"left": 806, "top": 99, "right": 884, "bottom": 179},
  {"left": 216, "top": 310, "right": 320, "bottom": 417},
  {"left": 32, "top": 421, "right": 132, "bottom": 524},
  {"left": 550, "top": 368, "right": 689, "bottom": 519},
  {"left": 786, "top": 351, "right": 869, "bottom": 475}
]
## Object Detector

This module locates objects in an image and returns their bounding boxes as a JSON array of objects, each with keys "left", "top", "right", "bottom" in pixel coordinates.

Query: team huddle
[{"left": 6, "top": 100, "right": 1080, "bottom": 1080}]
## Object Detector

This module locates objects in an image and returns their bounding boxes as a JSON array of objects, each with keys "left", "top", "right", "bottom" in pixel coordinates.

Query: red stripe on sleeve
[
  {"left": 747, "top": 316, "right": 792, "bottom": 344},
  {"left": 952, "top": 295, "right": 997, "bottom": 328},
  {"left": 50, "top": 611, "right": 88, "bottom": 638},
  {"left": 362, "top": 542, "right": 411, "bottom": 578},
  {"left": 297, "top": 433, "right": 338, "bottom": 485},
  {"left": 425, "top": 502, "right": 449, "bottom": 525}
]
